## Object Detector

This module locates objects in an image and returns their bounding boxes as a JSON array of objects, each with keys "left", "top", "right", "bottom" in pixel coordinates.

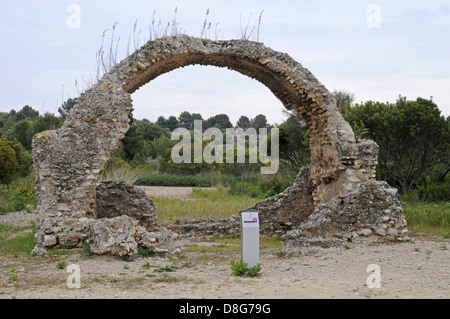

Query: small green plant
[
  {"left": 154, "top": 265, "right": 177, "bottom": 273},
  {"left": 9, "top": 274, "right": 18, "bottom": 283},
  {"left": 246, "top": 263, "right": 262, "bottom": 277},
  {"left": 56, "top": 261, "right": 67, "bottom": 269},
  {"left": 141, "top": 262, "right": 154, "bottom": 269},
  {"left": 136, "top": 245, "right": 155, "bottom": 258},
  {"left": 230, "top": 259, "right": 261, "bottom": 277},
  {"left": 230, "top": 259, "right": 248, "bottom": 276},
  {"left": 81, "top": 242, "right": 93, "bottom": 257}
]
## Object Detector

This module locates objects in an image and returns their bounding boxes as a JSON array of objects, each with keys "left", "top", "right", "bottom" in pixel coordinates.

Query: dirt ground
[{"left": 0, "top": 187, "right": 449, "bottom": 299}]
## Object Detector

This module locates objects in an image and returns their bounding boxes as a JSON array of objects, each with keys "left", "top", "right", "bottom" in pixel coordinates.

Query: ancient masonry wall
[{"left": 31, "top": 35, "right": 407, "bottom": 256}]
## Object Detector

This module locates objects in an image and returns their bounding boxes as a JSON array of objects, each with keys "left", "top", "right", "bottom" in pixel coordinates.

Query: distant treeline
[{"left": 1, "top": 90, "right": 449, "bottom": 202}]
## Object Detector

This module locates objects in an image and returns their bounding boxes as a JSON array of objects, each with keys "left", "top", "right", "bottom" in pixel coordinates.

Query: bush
[
  {"left": 98, "top": 157, "right": 142, "bottom": 185},
  {"left": 0, "top": 138, "right": 18, "bottom": 184},
  {"left": 136, "top": 173, "right": 214, "bottom": 187},
  {"left": 0, "top": 177, "right": 36, "bottom": 213}
]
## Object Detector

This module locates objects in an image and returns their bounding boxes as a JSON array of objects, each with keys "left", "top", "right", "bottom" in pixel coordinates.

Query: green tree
[
  {"left": 178, "top": 111, "right": 193, "bottom": 130},
  {"left": 122, "top": 124, "right": 144, "bottom": 161},
  {"left": 250, "top": 114, "right": 269, "bottom": 129},
  {"left": 33, "top": 113, "right": 64, "bottom": 135},
  {"left": 278, "top": 109, "right": 310, "bottom": 171},
  {"left": 135, "top": 119, "right": 170, "bottom": 141},
  {"left": 0, "top": 138, "right": 18, "bottom": 183},
  {"left": 236, "top": 115, "right": 251, "bottom": 129},
  {"left": 156, "top": 116, "right": 167, "bottom": 128},
  {"left": 346, "top": 96, "right": 450, "bottom": 193},
  {"left": 11, "top": 120, "right": 34, "bottom": 151},
  {"left": 204, "top": 114, "right": 232, "bottom": 131},
  {"left": 191, "top": 113, "right": 203, "bottom": 126},
  {"left": 332, "top": 89, "right": 355, "bottom": 110},
  {"left": 165, "top": 116, "right": 179, "bottom": 131},
  {"left": 7, "top": 139, "right": 33, "bottom": 177},
  {"left": 58, "top": 98, "right": 78, "bottom": 119},
  {"left": 17, "top": 105, "right": 39, "bottom": 120}
]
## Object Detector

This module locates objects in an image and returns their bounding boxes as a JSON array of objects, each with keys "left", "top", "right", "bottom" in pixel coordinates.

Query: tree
[
  {"left": 7, "top": 138, "right": 33, "bottom": 177},
  {"left": 278, "top": 109, "right": 310, "bottom": 171},
  {"left": 0, "top": 138, "right": 18, "bottom": 183},
  {"left": 18, "top": 105, "right": 39, "bottom": 119},
  {"left": 178, "top": 111, "right": 193, "bottom": 130},
  {"left": 346, "top": 96, "right": 450, "bottom": 193},
  {"left": 122, "top": 124, "right": 144, "bottom": 161},
  {"left": 204, "top": 114, "right": 232, "bottom": 131},
  {"left": 58, "top": 98, "right": 78, "bottom": 119},
  {"left": 191, "top": 113, "right": 203, "bottom": 124},
  {"left": 250, "top": 114, "right": 269, "bottom": 129},
  {"left": 135, "top": 119, "right": 170, "bottom": 141},
  {"left": 33, "top": 113, "right": 64, "bottom": 135},
  {"left": 11, "top": 120, "right": 34, "bottom": 151},
  {"left": 332, "top": 89, "right": 355, "bottom": 110},
  {"left": 236, "top": 115, "right": 251, "bottom": 129},
  {"left": 165, "top": 116, "right": 179, "bottom": 131},
  {"left": 156, "top": 116, "right": 167, "bottom": 128}
]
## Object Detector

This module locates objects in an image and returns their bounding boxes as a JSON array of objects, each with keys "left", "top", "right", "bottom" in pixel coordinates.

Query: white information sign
[{"left": 241, "top": 212, "right": 259, "bottom": 267}]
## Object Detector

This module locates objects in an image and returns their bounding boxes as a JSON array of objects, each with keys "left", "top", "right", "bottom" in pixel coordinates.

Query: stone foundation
[
  {"left": 281, "top": 180, "right": 408, "bottom": 256},
  {"left": 31, "top": 181, "right": 181, "bottom": 256}
]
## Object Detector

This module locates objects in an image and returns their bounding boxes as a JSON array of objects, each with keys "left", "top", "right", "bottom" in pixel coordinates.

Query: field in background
[{"left": 152, "top": 186, "right": 261, "bottom": 226}]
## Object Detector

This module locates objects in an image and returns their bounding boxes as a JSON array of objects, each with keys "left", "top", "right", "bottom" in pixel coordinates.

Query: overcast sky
[{"left": 1, "top": 0, "right": 449, "bottom": 125}]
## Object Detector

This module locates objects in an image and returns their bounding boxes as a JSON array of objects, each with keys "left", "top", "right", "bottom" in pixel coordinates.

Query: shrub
[
  {"left": 98, "top": 156, "right": 142, "bottom": 185},
  {"left": 0, "top": 176, "right": 36, "bottom": 213},
  {"left": 0, "top": 138, "right": 18, "bottom": 184}
]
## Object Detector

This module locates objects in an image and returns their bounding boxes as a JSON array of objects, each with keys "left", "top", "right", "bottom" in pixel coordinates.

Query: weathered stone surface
[
  {"left": 89, "top": 215, "right": 139, "bottom": 256},
  {"left": 135, "top": 226, "right": 182, "bottom": 256},
  {"left": 281, "top": 181, "right": 408, "bottom": 257},
  {"left": 95, "top": 180, "right": 158, "bottom": 231},
  {"left": 240, "top": 167, "right": 314, "bottom": 237}
]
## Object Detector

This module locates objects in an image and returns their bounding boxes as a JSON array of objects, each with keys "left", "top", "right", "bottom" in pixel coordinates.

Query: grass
[
  {"left": 153, "top": 186, "right": 260, "bottom": 225},
  {"left": 184, "top": 236, "right": 281, "bottom": 253},
  {"left": 402, "top": 201, "right": 450, "bottom": 237},
  {"left": 0, "top": 221, "right": 36, "bottom": 255}
]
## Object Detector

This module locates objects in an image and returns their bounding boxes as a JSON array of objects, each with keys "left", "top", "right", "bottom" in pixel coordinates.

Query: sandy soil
[{"left": 1, "top": 187, "right": 448, "bottom": 299}]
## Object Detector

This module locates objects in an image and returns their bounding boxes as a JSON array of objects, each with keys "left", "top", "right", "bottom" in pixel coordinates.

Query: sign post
[{"left": 241, "top": 212, "right": 259, "bottom": 267}]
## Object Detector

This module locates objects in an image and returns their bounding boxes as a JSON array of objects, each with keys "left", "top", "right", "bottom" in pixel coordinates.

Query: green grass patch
[
  {"left": 184, "top": 236, "right": 281, "bottom": 253},
  {"left": 207, "top": 235, "right": 281, "bottom": 248},
  {"left": 153, "top": 187, "right": 260, "bottom": 225},
  {"left": 403, "top": 202, "right": 450, "bottom": 237},
  {"left": 0, "top": 221, "right": 36, "bottom": 255}
]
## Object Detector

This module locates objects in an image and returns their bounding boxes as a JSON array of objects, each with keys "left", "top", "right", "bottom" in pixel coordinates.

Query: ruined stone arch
[{"left": 31, "top": 35, "right": 407, "bottom": 256}]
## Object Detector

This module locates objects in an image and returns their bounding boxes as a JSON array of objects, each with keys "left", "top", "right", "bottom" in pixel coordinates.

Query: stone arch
[{"left": 31, "top": 35, "right": 407, "bottom": 256}]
